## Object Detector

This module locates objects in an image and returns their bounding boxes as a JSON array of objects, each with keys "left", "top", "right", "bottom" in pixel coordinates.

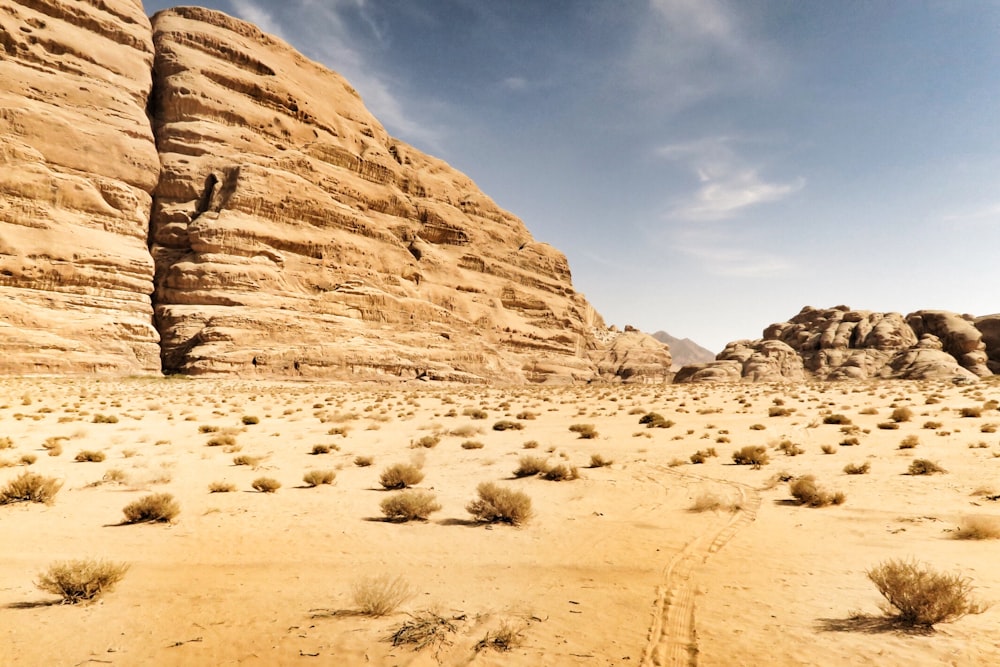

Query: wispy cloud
[
  {"left": 674, "top": 227, "right": 794, "bottom": 277},
  {"left": 226, "top": 0, "right": 444, "bottom": 151},
  {"left": 658, "top": 136, "right": 803, "bottom": 221},
  {"left": 625, "top": 0, "right": 782, "bottom": 111}
]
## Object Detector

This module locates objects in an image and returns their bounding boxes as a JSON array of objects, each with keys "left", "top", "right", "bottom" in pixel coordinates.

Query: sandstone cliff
[
  {"left": 0, "top": 2, "right": 670, "bottom": 382},
  {"left": 0, "top": 0, "right": 161, "bottom": 373},
  {"left": 676, "top": 306, "right": 987, "bottom": 383}
]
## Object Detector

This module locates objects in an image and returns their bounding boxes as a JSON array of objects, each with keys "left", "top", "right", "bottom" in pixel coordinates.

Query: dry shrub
[
  {"left": 689, "top": 491, "right": 739, "bottom": 513},
  {"left": 43, "top": 437, "right": 65, "bottom": 457},
  {"left": 467, "top": 482, "right": 532, "bottom": 526},
  {"left": 908, "top": 459, "right": 946, "bottom": 475},
  {"left": 122, "top": 493, "right": 179, "bottom": 523},
  {"left": 208, "top": 435, "right": 236, "bottom": 447},
  {"left": 952, "top": 515, "right": 1000, "bottom": 540},
  {"left": 92, "top": 414, "right": 118, "bottom": 424},
  {"left": 310, "top": 444, "right": 331, "bottom": 455},
  {"left": 461, "top": 440, "right": 484, "bottom": 450},
  {"left": 449, "top": 424, "right": 481, "bottom": 437},
  {"left": 241, "top": 415, "right": 259, "bottom": 425},
  {"left": 824, "top": 414, "right": 852, "bottom": 425},
  {"left": 513, "top": 455, "right": 548, "bottom": 478},
  {"left": 867, "top": 558, "right": 987, "bottom": 627},
  {"left": 789, "top": 475, "right": 845, "bottom": 507},
  {"left": 354, "top": 455, "right": 374, "bottom": 467},
  {"left": 0, "top": 471, "right": 63, "bottom": 505},
  {"left": 960, "top": 407, "right": 983, "bottom": 418},
  {"left": 522, "top": 440, "right": 539, "bottom": 449},
  {"left": 387, "top": 611, "right": 460, "bottom": 650},
  {"left": 19, "top": 454, "right": 36, "bottom": 466},
  {"left": 463, "top": 408, "right": 488, "bottom": 420},
  {"left": 639, "top": 412, "right": 674, "bottom": 428},
  {"left": 492, "top": 420, "right": 523, "bottom": 431},
  {"left": 380, "top": 490, "right": 442, "bottom": 521},
  {"left": 541, "top": 464, "right": 579, "bottom": 481},
  {"left": 843, "top": 461, "right": 871, "bottom": 475},
  {"left": 36, "top": 559, "right": 129, "bottom": 604},
  {"left": 232, "top": 454, "right": 262, "bottom": 467},
  {"left": 74, "top": 450, "right": 105, "bottom": 463},
  {"left": 777, "top": 440, "right": 805, "bottom": 456},
  {"left": 877, "top": 421, "right": 900, "bottom": 430},
  {"left": 379, "top": 463, "right": 424, "bottom": 489},
  {"left": 208, "top": 481, "right": 236, "bottom": 493},
  {"left": 732, "top": 445, "right": 770, "bottom": 468},
  {"left": 569, "top": 423, "right": 598, "bottom": 439},
  {"left": 923, "top": 421, "right": 943, "bottom": 430},
  {"left": 768, "top": 406, "right": 792, "bottom": 417},
  {"left": 898, "top": 435, "right": 920, "bottom": 449},
  {"left": 252, "top": 477, "right": 281, "bottom": 493},
  {"left": 303, "top": 470, "right": 336, "bottom": 487},
  {"left": 412, "top": 435, "right": 440, "bottom": 449},
  {"left": 821, "top": 444, "right": 837, "bottom": 455},
  {"left": 588, "top": 453, "right": 613, "bottom": 468},
  {"left": 352, "top": 574, "right": 414, "bottom": 616},
  {"left": 198, "top": 425, "right": 219, "bottom": 433},
  {"left": 0, "top": 437, "right": 12, "bottom": 450}
]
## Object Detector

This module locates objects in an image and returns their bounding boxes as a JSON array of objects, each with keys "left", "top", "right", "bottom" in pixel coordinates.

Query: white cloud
[{"left": 658, "top": 136, "right": 803, "bottom": 221}]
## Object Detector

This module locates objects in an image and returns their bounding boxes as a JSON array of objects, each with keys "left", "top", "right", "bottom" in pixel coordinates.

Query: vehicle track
[{"left": 639, "top": 466, "right": 761, "bottom": 667}]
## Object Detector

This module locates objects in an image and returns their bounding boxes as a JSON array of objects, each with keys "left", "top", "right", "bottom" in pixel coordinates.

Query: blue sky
[{"left": 144, "top": 1, "right": 1000, "bottom": 352}]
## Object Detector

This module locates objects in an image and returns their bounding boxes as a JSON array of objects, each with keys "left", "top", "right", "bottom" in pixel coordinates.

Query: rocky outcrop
[
  {"left": 676, "top": 306, "right": 985, "bottom": 383},
  {"left": 141, "top": 6, "right": 666, "bottom": 382},
  {"left": 651, "top": 331, "right": 714, "bottom": 370},
  {"left": 0, "top": 0, "right": 161, "bottom": 373},
  {"left": 591, "top": 329, "right": 673, "bottom": 383},
  {"left": 974, "top": 314, "right": 1000, "bottom": 373}
]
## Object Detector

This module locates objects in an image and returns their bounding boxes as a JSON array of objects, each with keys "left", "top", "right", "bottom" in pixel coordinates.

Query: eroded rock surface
[
  {"left": 0, "top": 0, "right": 161, "bottom": 373},
  {"left": 677, "top": 306, "right": 985, "bottom": 383},
  {"left": 147, "top": 7, "right": 667, "bottom": 382}
]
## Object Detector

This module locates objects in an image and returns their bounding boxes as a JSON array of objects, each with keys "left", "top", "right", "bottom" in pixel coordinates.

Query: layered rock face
[
  {"left": 145, "top": 7, "right": 667, "bottom": 382},
  {"left": 677, "top": 306, "right": 986, "bottom": 383},
  {"left": 0, "top": 0, "right": 161, "bottom": 373}
]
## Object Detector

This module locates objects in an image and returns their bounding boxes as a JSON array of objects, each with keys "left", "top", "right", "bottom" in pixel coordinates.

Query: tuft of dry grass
[
  {"left": 569, "top": 423, "right": 598, "bottom": 439},
  {"left": 208, "top": 481, "right": 236, "bottom": 493},
  {"left": 352, "top": 574, "right": 414, "bottom": 616},
  {"left": 387, "top": 611, "right": 460, "bottom": 650},
  {"left": 952, "top": 515, "right": 1000, "bottom": 540},
  {"left": 513, "top": 455, "right": 548, "bottom": 478},
  {"left": 461, "top": 440, "right": 485, "bottom": 450},
  {"left": 541, "top": 464, "right": 579, "bottom": 481},
  {"left": 354, "top": 455, "right": 373, "bottom": 467},
  {"left": 467, "top": 482, "right": 532, "bottom": 526},
  {"left": 74, "top": 450, "right": 105, "bottom": 463},
  {"left": 475, "top": 620, "right": 525, "bottom": 653},
  {"left": 232, "top": 454, "right": 262, "bottom": 467},
  {"left": 588, "top": 453, "right": 613, "bottom": 468},
  {"left": 0, "top": 471, "right": 63, "bottom": 505},
  {"left": 379, "top": 463, "right": 424, "bottom": 489},
  {"left": 732, "top": 445, "right": 770, "bottom": 468},
  {"left": 789, "top": 475, "right": 845, "bottom": 507},
  {"left": 380, "top": 490, "right": 442, "bottom": 521},
  {"left": 898, "top": 435, "right": 920, "bottom": 449},
  {"left": 122, "top": 493, "right": 179, "bottom": 523},
  {"left": 689, "top": 491, "right": 740, "bottom": 513},
  {"left": 890, "top": 406, "right": 913, "bottom": 423},
  {"left": 302, "top": 470, "right": 336, "bottom": 487},
  {"left": 36, "top": 559, "right": 129, "bottom": 604},
  {"left": 908, "top": 459, "right": 946, "bottom": 475},
  {"left": 867, "top": 558, "right": 987, "bottom": 627},
  {"left": 843, "top": 461, "right": 871, "bottom": 475}
]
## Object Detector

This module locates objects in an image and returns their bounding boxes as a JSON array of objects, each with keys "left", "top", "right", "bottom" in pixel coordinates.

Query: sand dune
[{"left": 2, "top": 378, "right": 999, "bottom": 665}]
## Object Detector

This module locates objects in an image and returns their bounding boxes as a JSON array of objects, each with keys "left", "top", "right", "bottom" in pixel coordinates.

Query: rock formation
[
  {"left": 0, "top": 2, "right": 671, "bottom": 382},
  {"left": 0, "top": 0, "right": 161, "bottom": 373},
  {"left": 651, "top": 331, "right": 714, "bottom": 370},
  {"left": 676, "top": 306, "right": 986, "bottom": 383}
]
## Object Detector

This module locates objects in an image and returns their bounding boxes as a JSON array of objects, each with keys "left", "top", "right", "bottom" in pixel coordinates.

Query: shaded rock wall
[{"left": 0, "top": 0, "right": 161, "bottom": 373}]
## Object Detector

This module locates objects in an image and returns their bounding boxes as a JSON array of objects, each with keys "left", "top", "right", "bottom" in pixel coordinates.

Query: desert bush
[
  {"left": 513, "top": 455, "right": 549, "bottom": 478},
  {"left": 877, "top": 422, "right": 900, "bottom": 430},
  {"left": 748, "top": 423, "right": 765, "bottom": 431},
  {"left": 522, "top": 440, "right": 539, "bottom": 449},
  {"left": 380, "top": 489, "right": 442, "bottom": 521},
  {"left": 890, "top": 407, "right": 913, "bottom": 422},
  {"left": 840, "top": 436, "right": 860, "bottom": 446},
  {"left": 74, "top": 450, "right": 106, "bottom": 463},
  {"left": 466, "top": 482, "right": 532, "bottom": 526},
  {"left": 768, "top": 406, "right": 793, "bottom": 417},
  {"left": 960, "top": 407, "right": 983, "bottom": 418},
  {"left": 516, "top": 411, "right": 537, "bottom": 420},
  {"left": 0, "top": 471, "right": 63, "bottom": 505},
  {"left": 43, "top": 437, "right": 65, "bottom": 457},
  {"left": 732, "top": 445, "right": 770, "bottom": 468},
  {"left": 461, "top": 440, "right": 485, "bottom": 450},
  {"left": 824, "top": 414, "right": 852, "bottom": 425},
  {"left": 198, "top": 425, "right": 219, "bottom": 433},
  {"left": 352, "top": 574, "right": 414, "bottom": 616},
  {"left": 475, "top": 620, "right": 524, "bottom": 653},
  {"left": 36, "top": 559, "right": 129, "bottom": 604},
  {"left": 843, "top": 461, "right": 871, "bottom": 475},
  {"left": 923, "top": 421, "right": 943, "bottom": 430},
  {"left": 207, "top": 434, "right": 237, "bottom": 447},
  {"left": 639, "top": 412, "right": 674, "bottom": 428},
  {"left": 122, "top": 493, "right": 179, "bottom": 523},
  {"left": 354, "top": 455, "right": 374, "bottom": 467},
  {"left": 952, "top": 516, "right": 1000, "bottom": 540},
  {"left": 541, "top": 464, "right": 579, "bottom": 481},
  {"left": 867, "top": 558, "right": 986, "bottom": 627},
  {"left": 19, "top": 454, "right": 36, "bottom": 466},
  {"left": 981, "top": 423, "right": 998, "bottom": 433},
  {"left": 208, "top": 481, "right": 236, "bottom": 493},
  {"left": 241, "top": 415, "right": 260, "bottom": 425},
  {"left": 588, "top": 453, "right": 613, "bottom": 468},
  {"left": 821, "top": 444, "right": 837, "bottom": 455},
  {"left": 102, "top": 469, "right": 127, "bottom": 485},
  {"left": 463, "top": 408, "right": 488, "bottom": 420},
  {"left": 252, "top": 477, "right": 281, "bottom": 493},
  {"left": 387, "top": 611, "right": 460, "bottom": 650},
  {"left": 302, "top": 470, "right": 336, "bottom": 487},
  {"left": 569, "top": 423, "right": 598, "bottom": 439},
  {"left": 311, "top": 444, "right": 331, "bottom": 455},
  {"left": 412, "top": 435, "right": 440, "bottom": 448},
  {"left": 689, "top": 491, "right": 739, "bottom": 513},
  {"left": 789, "top": 475, "right": 845, "bottom": 507},
  {"left": 492, "top": 420, "right": 523, "bottom": 432},
  {"left": 898, "top": 435, "right": 920, "bottom": 449},
  {"left": 92, "top": 414, "right": 118, "bottom": 424},
  {"left": 908, "top": 459, "right": 946, "bottom": 475},
  {"left": 232, "top": 454, "right": 262, "bottom": 467},
  {"left": 0, "top": 437, "right": 12, "bottom": 449},
  {"left": 379, "top": 463, "right": 425, "bottom": 489}
]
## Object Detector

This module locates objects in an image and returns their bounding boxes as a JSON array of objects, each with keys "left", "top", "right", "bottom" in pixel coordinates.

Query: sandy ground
[{"left": 2, "top": 377, "right": 1000, "bottom": 666}]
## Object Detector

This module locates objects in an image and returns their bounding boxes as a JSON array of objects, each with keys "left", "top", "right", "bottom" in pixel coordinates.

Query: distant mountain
[{"left": 651, "top": 332, "right": 716, "bottom": 370}]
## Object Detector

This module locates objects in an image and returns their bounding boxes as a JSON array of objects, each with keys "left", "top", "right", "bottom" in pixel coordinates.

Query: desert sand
[{"left": 2, "top": 377, "right": 999, "bottom": 666}]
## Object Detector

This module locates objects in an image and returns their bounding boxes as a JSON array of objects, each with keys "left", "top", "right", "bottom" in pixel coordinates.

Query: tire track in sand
[{"left": 640, "top": 466, "right": 761, "bottom": 667}]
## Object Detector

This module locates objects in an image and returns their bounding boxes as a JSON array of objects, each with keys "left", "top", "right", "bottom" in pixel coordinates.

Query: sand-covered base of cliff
[{"left": 2, "top": 378, "right": 1000, "bottom": 666}]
